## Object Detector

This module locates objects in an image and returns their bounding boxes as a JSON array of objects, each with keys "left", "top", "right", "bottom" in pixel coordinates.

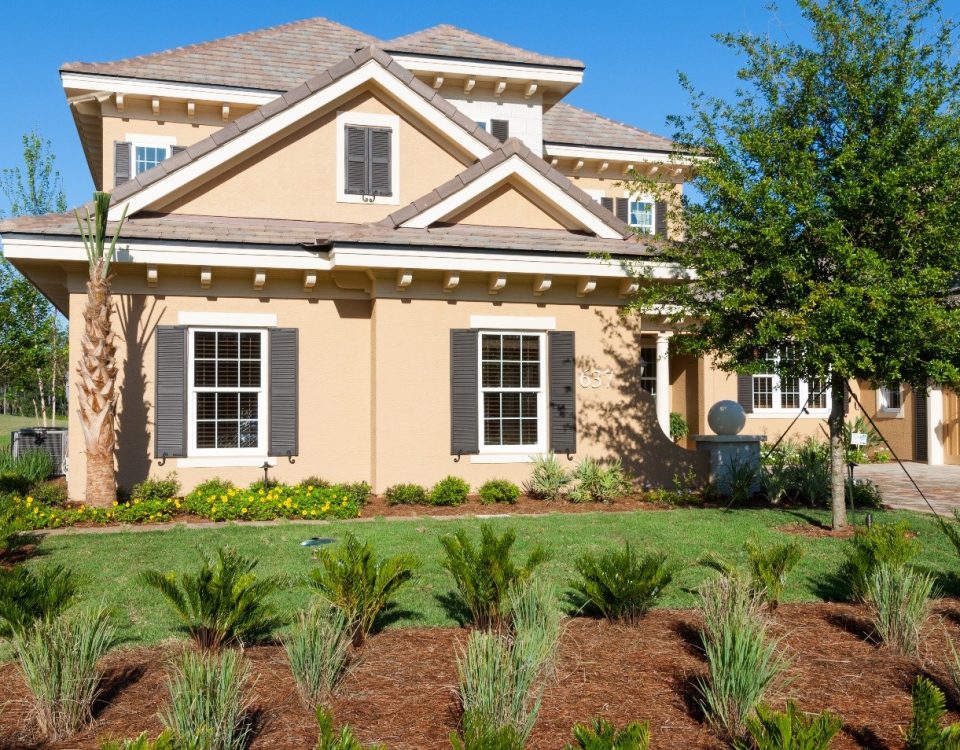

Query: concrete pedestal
[{"left": 692, "top": 434, "right": 764, "bottom": 494}]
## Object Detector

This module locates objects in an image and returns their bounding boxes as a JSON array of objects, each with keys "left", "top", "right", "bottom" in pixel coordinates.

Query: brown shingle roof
[
  {"left": 384, "top": 24, "right": 583, "bottom": 69},
  {"left": 61, "top": 17, "right": 380, "bottom": 91},
  {"left": 380, "top": 137, "right": 631, "bottom": 237},
  {"left": 543, "top": 102, "right": 675, "bottom": 152}
]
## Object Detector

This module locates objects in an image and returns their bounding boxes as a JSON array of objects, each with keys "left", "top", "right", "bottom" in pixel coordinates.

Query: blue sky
[{"left": 0, "top": 0, "right": 952, "bottom": 210}]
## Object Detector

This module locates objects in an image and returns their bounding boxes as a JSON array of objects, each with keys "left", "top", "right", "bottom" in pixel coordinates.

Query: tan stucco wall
[
  {"left": 157, "top": 88, "right": 472, "bottom": 223},
  {"left": 446, "top": 181, "right": 570, "bottom": 230},
  {"left": 853, "top": 383, "right": 915, "bottom": 459}
]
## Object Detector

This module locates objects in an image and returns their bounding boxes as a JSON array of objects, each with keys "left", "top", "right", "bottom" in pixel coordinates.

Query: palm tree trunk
[{"left": 76, "top": 260, "right": 117, "bottom": 507}]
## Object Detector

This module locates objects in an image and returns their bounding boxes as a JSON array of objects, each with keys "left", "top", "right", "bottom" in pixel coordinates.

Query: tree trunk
[
  {"left": 829, "top": 372, "right": 848, "bottom": 530},
  {"left": 76, "top": 264, "right": 117, "bottom": 507}
]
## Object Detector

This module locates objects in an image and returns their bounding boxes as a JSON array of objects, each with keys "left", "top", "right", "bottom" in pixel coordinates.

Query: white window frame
[
  {"left": 186, "top": 327, "right": 268, "bottom": 458},
  {"left": 476, "top": 330, "right": 547, "bottom": 456},
  {"left": 878, "top": 383, "right": 904, "bottom": 416},
  {"left": 628, "top": 198, "right": 655, "bottom": 234},
  {"left": 335, "top": 111, "right": 400, "bottom": 205},
  {"left": 125, "top": 133, "right": 177, "bottom": 176},
  {"left": 750, "top": 353, "right": 830, "bottom": 417}
]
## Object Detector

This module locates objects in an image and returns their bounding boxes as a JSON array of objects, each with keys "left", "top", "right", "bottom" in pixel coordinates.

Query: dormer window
[
  {"left": 629, "top": 200, "right": 654, "bottom": 234},
  {"left": 336, "top": 112, "right": 400, "bottom": 205},
  {"left": 135, "top": 145, "right": 169, "bottom": 175},
  {"left": 113, "top": 136, "right": 180, "bottom": 186}
]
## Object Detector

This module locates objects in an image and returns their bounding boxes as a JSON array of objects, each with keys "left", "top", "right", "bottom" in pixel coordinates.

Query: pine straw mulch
[
  {"left": 2, "top": 600, "right": 960, "bottom": 750},
  {"left": 358, "top": 494, "right": 675, "bottom": 518}
]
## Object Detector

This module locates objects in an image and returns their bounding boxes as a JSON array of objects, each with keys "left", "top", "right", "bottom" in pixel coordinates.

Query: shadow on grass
[
  {"left": 373, "top": 602, "right": 422, "bottom": 633},
  {"left": 928, "top": 568, "right": 960, "bottom": 599},
  {"left": 435, "top": 591, "right": 472, "bottom": 627}
]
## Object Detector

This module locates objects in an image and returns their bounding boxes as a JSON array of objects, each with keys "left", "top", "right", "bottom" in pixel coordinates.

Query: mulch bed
[
  {"left": 3, "top": 601, "right": 960, "bottom": 749},
  {"left": 358, "top": 494, "right": 673, "bottom": 518}
]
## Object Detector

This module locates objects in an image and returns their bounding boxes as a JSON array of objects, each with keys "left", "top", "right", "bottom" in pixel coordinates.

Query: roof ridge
[
  {"left": 550, "top": 101, "right": 670, "bottom": 143},
  {"left": 61, "top": 16, "right": 380, "bottom": 72}
]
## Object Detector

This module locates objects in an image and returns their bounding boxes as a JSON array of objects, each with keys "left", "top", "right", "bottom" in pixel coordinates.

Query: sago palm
[{"left": 74, "top": 192, "right": 126, "bottom": 507}]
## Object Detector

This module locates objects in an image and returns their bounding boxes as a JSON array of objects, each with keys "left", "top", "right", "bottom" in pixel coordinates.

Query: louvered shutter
[
  {"left": 736, "top": 374, "right": 754, "bottom": 414},
  {"left": 913, "top": 389, "right": 928, "bottom": 462},
  {"left": 170, "top": 145, "right": 186, "bottom": 156},
  {"left": 450, "top": 329, "right": 480, "bottom": 455},
  {"left": 369, "top": 128, "right": 392, "bottom": 197},
  {"left": 344, "top": 126, "right": 368, "bottom": 195},
  {"left": 490, "top": 119, "right": 510, "bottom": 143},
  {"left": 548, "top": 331, "right": 577, "bottom": 454},
  {"left": 655, "top": 200, "right": 668, "bottom": 236},
  {"left": 114, "top": 141, "right": 131, "bottom": 186},
  {"left": 615, "top": 197, "right": 629, "bottom": 223},
  {"left": 155, "top": 326, "right": 187, "bottom": 458},
  {"left": 600, "top": 197, "right": 614, "bottom": 212},
  {"left": 268, "top": 328, "right": 298, "bottom": 457}
]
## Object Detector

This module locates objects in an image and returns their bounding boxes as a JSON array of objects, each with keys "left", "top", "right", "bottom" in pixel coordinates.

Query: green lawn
[
  {"left": 0, "top": 414, "right": 67, "bottom": 449},
  {"left": 26, "top": 507, "right": 960, "bottom": 647}
]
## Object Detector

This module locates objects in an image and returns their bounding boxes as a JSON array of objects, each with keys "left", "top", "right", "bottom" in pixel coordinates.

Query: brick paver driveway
[{"left": 856, "top": 463, "right": 960, "bottom": 515}]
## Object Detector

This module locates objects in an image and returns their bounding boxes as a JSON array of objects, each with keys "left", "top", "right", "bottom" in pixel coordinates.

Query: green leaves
[
  {"left": 566, "top": 717, "right": 651, "bottom": 750},
  {"left": 570, "top": 544, "right": 675, "bottom": 624},
  {"left": 75, "top": 191, "right": 127, "bottom": 280},
  {"left": 738, "top": 701, "right": 842, "bottom": 750},
  {"left": 0, "top": 564, "right": 78, "bottom": 638}
]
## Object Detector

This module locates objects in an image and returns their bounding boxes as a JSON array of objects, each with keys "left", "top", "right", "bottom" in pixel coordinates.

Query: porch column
[
  {"left": 655, "top": 331, "right": 672, "bottom": 438},
  {"left": 928, "top": 386, "right": 944, "bottom": 465}
]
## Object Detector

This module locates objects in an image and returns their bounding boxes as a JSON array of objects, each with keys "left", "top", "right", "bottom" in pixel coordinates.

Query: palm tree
[{"left": 74, "top": 193, "right": 126, "bottom": 506}]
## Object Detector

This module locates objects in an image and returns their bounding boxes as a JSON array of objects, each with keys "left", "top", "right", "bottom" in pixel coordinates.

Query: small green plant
[
  {"left": 704, "top": 541, "right": 803, "bottom": 610},
  {"left": 384, "top": 483, "right": 428, "bottom": 506},
  {"left": 99, "top": 731, "right": 196, "bottom": 750},
  {"left": 568, "top": 457, "right": 632, "bottom": 503},
  {"left": 13, "top": 606, "right": 118, "bottom": 740},
  {"left": 30, "top": 479, "right": 68, "bottom": 505},
  {"left": 840, "top": 520, "right": 920, "bottom": 601},
  {"left": 669, "top": 411, "right": 689, "bottom": 444},
  {"left": 131, "top": 472, "right": 181, "bottom": 502},
  {"left": 905, "top": 676, "right": 960, "bottom": 750},
  {"left": 722, "top": 456, "right": 759, "bottom": 504},
  {"left": 284, "top": 602, "right": 352, "bottom": 707},
  {"left": 0, "top": 493, "right": 30, "bottom": 558},
  {"left": 570, "top": 543, "right": 674, "bottom": 624},
  {"left": 450, "top": 711, "right": 525, "bottom": 750},
  {"left": 864, "top": 563, "right": 934, "bottom": 656},
  {"left": 315, "top": 706, "right": 386, "bottom": 749},
  {"left": 430, "top": 476, "right": 471, "bottom": 506},
  {"left": 440, "top": 523, "right": 550, "bottom": 630},
  {"left": 848, "top": 479, "right": 884, "bottom": 509},
  {"left": 0, "top": 564, "right": 78, "bottom": 637},
  {"left": 479, "top": 478, "right": 521, "bottom": 505},
  {"left": 870, "top": 449, "right": 891, "bottom": 464},
  {"left": 161, "top": 649, "right": 251, "bottom": 750},
  {"left": 525, "top": 453, "right": 573, "bottom": 501},
  {"left": 191, "top": 477, "right": 236, "bottom": 497},
  {"left": 565, "top": 717, "right": 651, "bottom": 750},
  {"left": 307, "top": 531, "right": 419, "bottom": 646},
  {"left": 302, "top": 476, "right": 331, "bottom": 489},
  {"left": 0, "top": 449, "right": 56, "bottom": 486},
  {"left": 940, "top": 509, "right": 960, "bottom": 562},
  {"left": 735, "top": 701, "right": 842, "bottom": 750},
  {"left": 140, "top": 547, "right": 284, "bottom": 651},
  {"left": 843, "top": 416, "right": 881, "bottom": 463},
  {"left": 697, "top": 574, "right": 788, "bottom": 744}
]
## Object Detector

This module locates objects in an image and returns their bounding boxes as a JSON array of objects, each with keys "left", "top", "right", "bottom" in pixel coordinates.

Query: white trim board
[
  {"left": 62, "top": 72, "right": 278, "bottom": 107},
  {"left": 470, "top": 315, "right": 556, "bottom": 330},
  {"left": 178, "top": 312, "right": 277, "bottom": 326}
]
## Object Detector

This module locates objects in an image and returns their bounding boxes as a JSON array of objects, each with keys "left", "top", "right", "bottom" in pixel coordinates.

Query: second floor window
[
  {"left": 135, "top": 144, "right": 169, "bottom": 175},
  {"left": 879, "top": 383, "right": 902, "bottom": 412},
  {"left": 629, "top": 200, "right": 654, "bottom": 234},
  {"left": 344, "top": 125, "right": 392, "bottom": 197},
  {"left": 753, "top": 349, "right": 828, "bottom": 412}
]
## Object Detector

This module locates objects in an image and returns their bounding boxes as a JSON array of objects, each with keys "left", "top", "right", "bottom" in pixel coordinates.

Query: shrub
[
  {"left": 98, "top": 731, "right": 191, "bottom": 750},
  {"left": 479, "top": 479, "right": 521, "bottom": 505},
  {"left": 524, "top": 453, "right": 572, "bottom": 501},
  {"left": 315, "top": 706, "right": 385, "bottom": 749},
  {"left": 140, "top": 547, "right": 284, "bottom": 651},
  {"left": 738, "top": 702, "right": 843, "bottom": 750},
  {"left": 719, "top": 540, "right": 804, "bottom": 610},
  {"left": 285, "top": 602, "right": 352, "bottom": 706},
  {"left": 430, "top": 476, "right": 470, "bottom": 506},
  {"left": 440, "top": 523, "right": 550, "bottom": 630},
  {"left": 784, "top": 440, "right": 831, "bottom": 506},
  {"left": 30, "top": 479, "right": 68, "bottom": 506},
  {"left": 182, "top": 480, "right": 365, "bottom": 523},
  {"left": 840, "top": 520, "right": 920, "bottom": 601},
  {"left": 697, "top": 574, "right": 788, "bottom": 744},
  {"left": 565, "top": 717, "right": 651, "bottom": 750},
  {"left": 131, "top": 472, "right": 181, "bottom": 502},
  {"left": 568, "top": 457, "right": 632, "bottom": 504},
  {"left": 0, "top": 564, "right": 79, "bottom": 637},
  {"left": 307, "top": 532, "right": 419, "bottom": 646},
  {"left": 161, "top": 649, "right": 251, "bottom": 750},
  {"left": 13, "top": 606, "right": 118, "bottom": 740},
  {"left": 192, "top": 477, "right": 236, "bottom": 497},
  {"left": 385, "top": 483, "right": 428, "bottom": 505},
  {"left": 848, "top": 479, "right": 884, "bottom": 510},
  {"left": 450, "top": 712, "right": 525, "bottom": 750},
  {"left": 670, "top": 411, "right": 689, "bottom": 443},
  {"left": 905, "top": 676, "right": 960, "bottom": 750},
  {"left": 0, "top": 449, "right": 56, "bottom": 485},
  {"left": 302, "top": 476, "right": 331, "bottom": 489},
  {"left": 570, "top": 544, "right": 674, "bottom": 624},
  {"left": 864, "top": 563, "right": 934, "bottom": 656},
  {"left": 0, "top": 492, "right": 30, "bottom": 559}
]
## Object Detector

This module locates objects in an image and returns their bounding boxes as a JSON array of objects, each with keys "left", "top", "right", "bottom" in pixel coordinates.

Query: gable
[
  {"left": 444, "top": 180, "right": 570, "bottom": 231},
  {"left": 155, "top": 88, "right": 473, "bottom": 223}
]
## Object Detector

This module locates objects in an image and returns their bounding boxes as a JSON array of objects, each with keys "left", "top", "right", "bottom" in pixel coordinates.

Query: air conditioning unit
[{"left": 11, "top": 427, "right": 68, "bottom": 477}]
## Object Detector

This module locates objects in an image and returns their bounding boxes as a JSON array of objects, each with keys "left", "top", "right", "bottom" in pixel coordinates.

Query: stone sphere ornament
[{"left": 707, "top": 400, "right": 747, "bottom": 436}]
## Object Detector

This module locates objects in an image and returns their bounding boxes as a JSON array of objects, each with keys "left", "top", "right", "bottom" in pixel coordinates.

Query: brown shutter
[
  {"left": 548, "top": 332, "right": 577, "bottom": 454},
  {"left": 600, "top": 197, "right": 614, "bottom": 212},
  {"left": 114, "top": 141, "right": 131, "bottom": 186},
  {"left": 655, "top": 200, "right": 668, "bottom": 236},
  {"left": 913, "top": 388, "right": 928, "bottom": 462},
  {"left": 344, "top": 126, "right": 368, "bottom": 195},
  {"left": 154, "top": 326, "right": 188, "bottom": 458},
  {"left": 736, "top": 374, "right": 754, "bottom": 414},
  {"left": 369, "top": 128, "right": 392, "bottom": 197},
  {"left": 268, "top": 328, "right": 298, "bottom": 457},
  {"left": 450, "top": 329, "right": 480, "bottom": 455},
  {"left": 170, "top": 145, "right": 186, "bottom": 156},
  {"left": 490, "top": 119, "right": 510, "bottom": 142},
  {"left": 615, "top": 197, "right": 629, "bottom": 223}
]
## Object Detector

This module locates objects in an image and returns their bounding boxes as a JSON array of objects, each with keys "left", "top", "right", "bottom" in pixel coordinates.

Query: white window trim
[
  {"left": 126, "top": 133, "right": 178, "bottom": 176},
  {"left": 477, "top": 330, "right": 547, "bottom": 456},
  {"left": 187, "top": 328, "right": 268, "bottom": 458},
  {"left": 877, "top": 384, "right": 904, "bottom": 416},
  {"left": 624, "top": 190, "right": 656, "bottom": 234},
  {"left": 335, "top": 111, "right": 400, "bottom": 205},
  {"left": 178, "top": 312, "right": 277, "bottom": 327},
  {"left": 749, "top": 356, "right": 831, "bottom": 417},
  {"left": 469, "top": 315, "right": 556, "bottom": 330}
]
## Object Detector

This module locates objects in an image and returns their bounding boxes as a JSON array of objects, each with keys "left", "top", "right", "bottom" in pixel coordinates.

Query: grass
[
  {"left": 21, "top": 507, "right": 960, "bottom": 647},
  {"left": 0, "top": 414, "right": 67, "bottom": 449}
]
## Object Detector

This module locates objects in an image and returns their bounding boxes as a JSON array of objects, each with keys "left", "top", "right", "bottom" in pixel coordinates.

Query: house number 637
[{"left": 579, "top": 369, "right": 614, "bottom": 389}]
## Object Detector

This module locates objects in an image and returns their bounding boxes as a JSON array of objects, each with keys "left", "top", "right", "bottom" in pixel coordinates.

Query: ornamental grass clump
[
  {"left": 161, "top": 648, "right": 252, "bottom": 750},
  {"left": 568, "top": 457, "right": 632, "bottom": 504},
  {"left": 525, "top": 453, "right": 572, "bottom": 501},
  {"left": 697, "top": 574, "right": 788, "bottom": 745},
  {"left": 0, "top": 564, "right": 78, "bottom": 637},
  {"left": 13, "top": 605, "right": 118, "bottom": 741},
  {"left": 284, "top": 601, "right": 353, "bottom": 707},
  {"left": 905, "top": 676, "right": 960, "bottom": 750},
  {"left": 98, "top": 731, "right": 195, "bottom": 750},
  {"left": 440, "top": 523, "right": 550, "bottom": 630},
  {"left": 702, "top": 540, "right": 804, "bottom": 610},
  {"left": 307, "top": 531, "right": 419, "bottom": 647},
  {"left": 840, "top": 520, "right": 920, "bottom": 601},
  {"left": 570, "top": 543, "right": 674, "bottom": 624},
  {"left": 564, "top": 717, "right": 651, "bottom": 750},
  {"left": 864, "top": 562, "right": 935, "bottom": 656},
  {"left": 736, "top": 702, "right": 842, "bottom": 750},
  {"left": 140, "top": 547, "right": 284, "bottom": 651}
]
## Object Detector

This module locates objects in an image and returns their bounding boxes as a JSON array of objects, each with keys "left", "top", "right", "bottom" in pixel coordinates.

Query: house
[{"left": 0, "top": 18, "right": 943, "bottom": 500}]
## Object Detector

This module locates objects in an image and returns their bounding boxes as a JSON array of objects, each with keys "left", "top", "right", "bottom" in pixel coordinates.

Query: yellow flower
[
  {"left": 220, "top": 494, "right": 227, "bottom": 502},
  {"left": 174, "top": 500, "right": 181, "bottom": 509},
  {"left": 26, "top": 496, "right": 34, "bottom": 504},
  {"left": 241, "top": 508, "right": 247, "bottom": 514},
  {"left": 211, "top": 506, "right": 217, "bottom": 513},
  {"left": 32, "top": 507, "right": 38, "bottom": 514}
]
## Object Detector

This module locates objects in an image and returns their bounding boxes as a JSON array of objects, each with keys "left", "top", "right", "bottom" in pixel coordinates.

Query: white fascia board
[
  {"left": 400, "top": 156, "right": 623, "bottom": 239},
  {"left": 543, "top": 143, "right": 693, "bottom": 166},
  {"left": 107, "top": 61, "right": 495, "bottom": 221},
  {"left": 390, "top": 54, "right": 583, "bottom": 87},
  {"left": 61, "top": 72, "right": 278, "bottom": 107}
]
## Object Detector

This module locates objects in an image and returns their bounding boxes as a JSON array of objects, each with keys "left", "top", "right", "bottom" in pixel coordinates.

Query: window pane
[
  {"left": 521, "top": 419, "right": 538, "bottom": 444},
  {"left": 639, "top": 347, "right": 657, "bottom": 395},
  {"left": 217, "top": 360, "right": 238, "bottom": 388},
  {"left": 781, "top": 377, "right": 800, "bottom": 409},
  {"left": 239, "top": 332, "right": 260, "bottom": 359},
  {"left": 484, "top": 392, "right": 500, "bottom": 418},
  {"left": 754, "top": 375, "right": 773, "bottom": 409},
  {"left": 809, "top": 379, "right": 827, "bottom": 409},
  {"left": 195, "top": 360, "right": 215, "bottom": 387},
  {"left": 195, "top": 332, "right": 216, "bottom": 358},
  {"left": 501, "top": 361, "right": 521, "bottom": 388},
  {"left": 522, "top": 362, "right": 540, "bottom": 388},
  {"left": 502, "top": 419, "right": 521, "bottom": 445},
  {"left": 216, "top": 422, "right": 239, "bottom": 449},
  {"left": 239, "top": 421, "right": 258, "bottom": 448},
  {"left": 217, "top": 393, "right": 238, "bottom": 420},
  {"left": 481, "top": 335, "right": 501, "bottom": 360},
  {"left": 521, "top": 392, "right": 537, "bottom": 418},
  {"left": 484, "top": 420, "right": 501, "bottom": 445},
  {"left": 197, "top": 422, "right": 216, "bottom": 449},
  {"left": 239, "top": 360, "right": 260, "bottom": 388},
  {"left": 217, "top": 332, "right": 238, "bottom": 359},
  {"left": 196, "top": 393, "right": 216, "bottom": 420},
  {"left": 502, "top": 335, "right": 521, "bottom": 360},
  {"left": 482, "top": 362, "right": 500, "bottom": 389},
  {"left": 239, "top": 393, "right": 258, "bottom": 420},
  {"left": 521, "top": 336, "right": 539, "bottom": 361},
  {"left": 501, "top": 392, "right": 521, "bottom": 418}
]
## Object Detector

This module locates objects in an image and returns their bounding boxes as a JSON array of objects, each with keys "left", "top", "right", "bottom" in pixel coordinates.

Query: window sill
[
  {"left": 470, "top": 453, "right": 537, "bottom": 464},
  {"left": 748, "top": 410, "right": 831, "bottom": 419},
  {"left": 876, "top": 409, "right": 904, "bottom": 419},
  {"left": 176, "top": 456, "right": 276, "bottom": 469}
]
